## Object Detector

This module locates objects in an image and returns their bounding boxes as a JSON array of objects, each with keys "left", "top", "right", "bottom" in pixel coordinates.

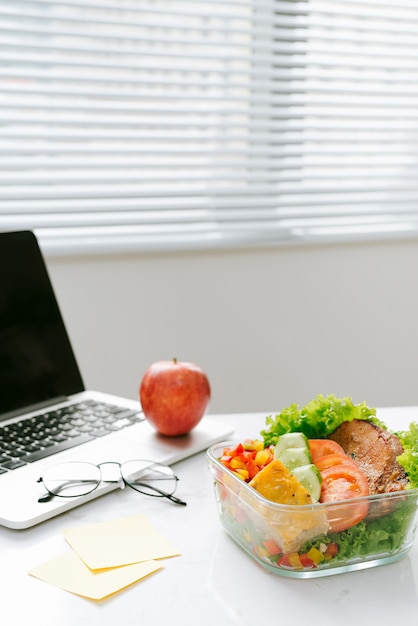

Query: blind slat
[
  {"left": 2, "top": 50, "right": 418, "bottom": 85},
  {"left": 3, "top": 193, "right": 418, "bottom": 213}
]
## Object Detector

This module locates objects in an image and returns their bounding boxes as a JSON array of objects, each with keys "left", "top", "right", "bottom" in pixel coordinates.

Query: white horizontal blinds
[
  {"left": 0, "top": 0, "right": 418, "bottom": 254},
  {"left": 281, "top": 0, "right": 418, "bottom": 240},
  {"left": 0, "top": 0, "right": 272, "bottom": 253}
]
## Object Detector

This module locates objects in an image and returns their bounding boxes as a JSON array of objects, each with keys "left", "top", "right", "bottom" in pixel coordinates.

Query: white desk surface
[{"left": 2, "top": 406, "right": 418, "bottom": 626}]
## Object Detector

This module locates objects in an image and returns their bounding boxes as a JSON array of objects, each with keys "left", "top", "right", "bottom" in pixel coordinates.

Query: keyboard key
[
  {"left": 108, "top": 417, "right": 135, "bottom": 431},
  {"left": 110, "top": 408, "right": 140, "bottom": 419},
  {"left": 2, "top": 459, "right": 27, "bottom": 470},
  {"left": 89, "top": 427, "right": 111, "bottom": 438},
  {"left": 23, "top": 433, "right": 95, "bottom": 463}
]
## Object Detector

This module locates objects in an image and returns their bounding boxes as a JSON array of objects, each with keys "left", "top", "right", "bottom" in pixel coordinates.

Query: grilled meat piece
[{"left": 329, "top": 419, "right": 408, "bottom": 494}]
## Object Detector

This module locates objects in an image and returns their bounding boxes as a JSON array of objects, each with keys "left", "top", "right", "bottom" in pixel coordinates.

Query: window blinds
[{"left": 1, "top": 0, "right": 418, "bottom": 255}]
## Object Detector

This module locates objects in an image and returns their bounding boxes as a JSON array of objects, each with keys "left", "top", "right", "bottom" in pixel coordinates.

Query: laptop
[{"left": 0, "top": 230, "right": 233, "bottom": 529}]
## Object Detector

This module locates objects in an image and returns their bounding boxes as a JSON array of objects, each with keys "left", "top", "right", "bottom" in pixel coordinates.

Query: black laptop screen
[{"left": 0, "top": 231, "right": 85, "bottom": 418}]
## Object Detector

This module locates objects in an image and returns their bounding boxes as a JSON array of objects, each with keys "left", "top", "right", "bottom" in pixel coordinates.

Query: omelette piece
[
  {"left": 246, "top": 459, "right": 329, "bottom": 553},
  {"left": 249, "top": 459, "right": 313, "bottom": 505}
]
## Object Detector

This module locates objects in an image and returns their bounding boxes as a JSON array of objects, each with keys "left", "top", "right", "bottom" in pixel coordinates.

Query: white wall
[{"left": 45, "top": 238, "right": 418, "bottom": 416}]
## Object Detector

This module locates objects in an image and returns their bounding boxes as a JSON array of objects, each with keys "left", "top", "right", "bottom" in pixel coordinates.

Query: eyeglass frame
[{"left": 37, "top": 459, "right": 187, "bottom": 506}]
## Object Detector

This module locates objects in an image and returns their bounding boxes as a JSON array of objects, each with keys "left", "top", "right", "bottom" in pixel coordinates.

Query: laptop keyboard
[{"left": 0, "top": 399, "right": 144, "bottom": 473}]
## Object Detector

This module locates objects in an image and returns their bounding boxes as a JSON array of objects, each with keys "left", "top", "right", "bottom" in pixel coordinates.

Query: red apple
[{"left": 139, "top": 358, "right": 211, "bottom": 437}]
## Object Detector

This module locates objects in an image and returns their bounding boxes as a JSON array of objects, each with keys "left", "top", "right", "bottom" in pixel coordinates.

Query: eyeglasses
[{"left": 37, "top": 460, "right": 187, "bottom": 506}]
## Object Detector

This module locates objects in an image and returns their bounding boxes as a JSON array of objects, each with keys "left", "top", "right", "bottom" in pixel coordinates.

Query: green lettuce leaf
[
  {"left": 396, "top": 422, "right": 418, "bottom": 489},
  {"left": 261, "top": 394, "right": 381, "bottom": 447}
]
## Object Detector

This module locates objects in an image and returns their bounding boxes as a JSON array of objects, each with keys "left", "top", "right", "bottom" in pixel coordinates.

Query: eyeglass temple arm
[{"left": 130, "top": 480, "right": 187, "bottom": 506}]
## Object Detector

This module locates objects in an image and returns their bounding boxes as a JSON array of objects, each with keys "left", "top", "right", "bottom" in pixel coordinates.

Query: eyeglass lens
[
  {"left": 42, "top": 461, "right": 101, "bottom": 498},
  {"left": 121, "top": 460, "right": 177, "bottom": 497}
]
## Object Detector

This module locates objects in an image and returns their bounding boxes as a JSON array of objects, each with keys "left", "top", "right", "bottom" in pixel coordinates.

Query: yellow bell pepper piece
[
  {"left": 230, "top": 458, "right": 245, "bottom": 469},
  {"left": 306, "top": 547, "right": 324, "bottom": 565},
  {"left": 287, "top": 552, "right": 303, "bottom": 569},
  {"left": 254, "top": 449, "right": 270, "bottom": 467}
]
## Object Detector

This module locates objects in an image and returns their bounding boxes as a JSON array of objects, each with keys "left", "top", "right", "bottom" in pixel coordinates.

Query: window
[{"left": 1, "top": 0, "right": 418, "bottom": 255}]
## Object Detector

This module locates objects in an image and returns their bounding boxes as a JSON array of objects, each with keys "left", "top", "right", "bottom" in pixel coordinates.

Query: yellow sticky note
[
  {"left": 29, "top": 550, "right": 162, "bottom": 601},
  {"left": 63, "top": 514, "right": 180, "bottom": 570}
]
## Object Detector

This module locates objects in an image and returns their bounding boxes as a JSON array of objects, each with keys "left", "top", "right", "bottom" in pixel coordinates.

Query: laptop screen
[{"left": 0, "top": 231, "right": 85, "bottom": 418}]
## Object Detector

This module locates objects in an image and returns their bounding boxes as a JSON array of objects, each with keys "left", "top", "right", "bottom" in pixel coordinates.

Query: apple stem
[{"left": 173, "top": 357, "right": 177, "bottom": 364}]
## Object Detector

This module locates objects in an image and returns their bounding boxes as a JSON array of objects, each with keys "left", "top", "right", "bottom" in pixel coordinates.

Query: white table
[{"left": 2, "top": 407, "right": 418, "bottom": 626}]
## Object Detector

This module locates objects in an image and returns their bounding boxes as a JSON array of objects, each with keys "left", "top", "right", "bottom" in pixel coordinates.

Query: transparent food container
[{"left": 207, "top": 441, "right": 418, "bottom": 578}]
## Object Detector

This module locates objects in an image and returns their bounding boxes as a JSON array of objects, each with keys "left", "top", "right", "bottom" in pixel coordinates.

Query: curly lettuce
[
  {"left": 300, "top": 496, "right": 416, "bottom": 561},
  {"left": 396, "top": 422, "right": 418, "bottom": 488},
  {"left": 261, "top": 394, "right": 382, "bottom": 447}
]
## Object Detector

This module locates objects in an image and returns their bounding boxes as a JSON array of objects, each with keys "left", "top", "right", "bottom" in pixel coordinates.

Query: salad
[{"left": 212, "top": 395, "right": 418, "bottom": 575}]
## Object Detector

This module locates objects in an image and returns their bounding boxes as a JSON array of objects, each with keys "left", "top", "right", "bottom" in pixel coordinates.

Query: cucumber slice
[
  {"left": 275, "top": 446, "right": 312, "bottom": 470},
  {"left": 292, "top": 464, "right": 322, "bottom": 502},
  {"left": 274, "top": 432, "right": 309, "bottom": 457}
]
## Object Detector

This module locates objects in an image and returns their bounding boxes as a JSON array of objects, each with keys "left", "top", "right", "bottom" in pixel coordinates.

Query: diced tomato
[
  {"left": 298, "top": 553, "right": 316, "bottom": 569},
  {"left": 262, "top": 539, "right": 282, "bottom": 556},
  {"left": 325, "top": 542, "right": 339, "bottom": 558},
  {"left": 319, "top": 463, "right": 370, "bottom": 532},
  {"left": 277, "top": 553, "right": 297, "bottom": 569},
  {"left": 246, "top": 457, "right": 260, "bottom": 480},
  {"left": 233, "top": 443, "right": 244, "bottom": 456},
  {"left": 308, "top": 439, "right": 346, "bottom": 463}
]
